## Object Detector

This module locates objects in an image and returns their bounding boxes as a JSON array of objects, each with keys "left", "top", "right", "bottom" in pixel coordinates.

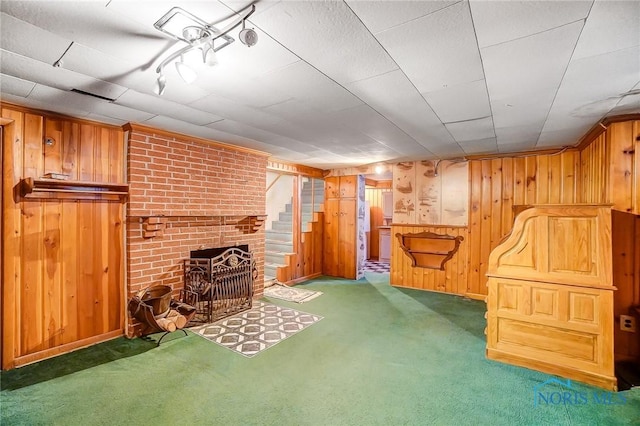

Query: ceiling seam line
[
  {"left": 247, "top": 7, "right": 435, "bottom": 158},
  {"left": 535, "top": 0, "right": 597, "bottom": 148},
  {"left": 371, "top": 0, "right": 464, "bottom": 37},
  {"left": 342, "top": 0, "right": 459, "bottom": 156},
  {"left": 468, "top": 0, "right": 497, "bottom": 153},
  {"left": 479, "top": 14, "right": 595, "bottom": 51}
]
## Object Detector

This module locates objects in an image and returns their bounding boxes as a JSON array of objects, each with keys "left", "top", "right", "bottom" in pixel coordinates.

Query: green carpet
[{"left": 2, "top": 273, "right": 639, "bottom": 425}]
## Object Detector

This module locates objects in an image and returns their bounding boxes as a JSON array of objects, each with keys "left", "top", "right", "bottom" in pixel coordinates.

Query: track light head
[
  {"left": 155, "top": 73, "right": 167, "bottom": 95},
  {"left": 175, "top": 55, "right": 197, "bottom": 84}
]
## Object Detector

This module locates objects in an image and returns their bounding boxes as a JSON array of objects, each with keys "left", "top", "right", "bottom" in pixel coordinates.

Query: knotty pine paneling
[
  {"left": 391, "top": 225, "right": 468, "bottom": 296},
  {"left": 581, "top": 132, "right": 609, "bottom": 205},
  {"left": 1, "top": 105, "right": 125, "bottom": 369},
  {"left": 466, "top": 151, "right": 581, "bottom": 297},
  {"left": 607, "top": 121, "right": 640, "bottom": 214}
]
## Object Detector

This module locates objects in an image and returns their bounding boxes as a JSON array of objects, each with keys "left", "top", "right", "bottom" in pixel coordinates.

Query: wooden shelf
[
  {"left": 396, "top": 231, "right": 463, "bottom": 270},
  {"left": 18, "top": 177, "right": 129, "bottom": 201}
]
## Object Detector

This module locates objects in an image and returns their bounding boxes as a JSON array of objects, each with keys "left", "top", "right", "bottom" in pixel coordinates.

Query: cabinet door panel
[
  {"left": 339, "top": 199, "right": 356, "bottom": 278},
  {"left": 340, "top": 176, "right": 356, "bottom": 198},
  {"left": 325, "top": 177, "right": 340, "bottom": 199},
  {"left": 323, "top": 199, "right": 340, "bottom": 276}
]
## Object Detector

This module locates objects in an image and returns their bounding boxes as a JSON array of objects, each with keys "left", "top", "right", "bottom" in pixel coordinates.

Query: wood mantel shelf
[
  {"left": 395, "top": 231, "right": 464, "bottom": 270},
  {"left": 17, "top": 177, "right": 129, "bottom": 201}
]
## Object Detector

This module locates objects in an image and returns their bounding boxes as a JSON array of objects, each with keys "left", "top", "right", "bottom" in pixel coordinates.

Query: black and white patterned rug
[
  {"left": 364, "top": 259, "right": 390, "bottom": 273},
  {"left": 189, "top": 301, "right": 322, "bottom": 357}
]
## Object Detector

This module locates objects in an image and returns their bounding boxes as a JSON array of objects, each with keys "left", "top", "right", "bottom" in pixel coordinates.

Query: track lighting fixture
[
  {"left": 153, "top": 4, "right": 257, "bottom": 95},
  {"left": 154, "top": 71, "right": 167, "bottom": 95},
  {"left": 239, "top": 20, "right": 258, "bottom": 47}
]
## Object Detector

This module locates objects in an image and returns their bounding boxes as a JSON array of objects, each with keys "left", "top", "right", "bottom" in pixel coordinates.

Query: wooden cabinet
[
  {"left": 325, "top": 176, "right": 356, "bottom": 199},
  {"left": 486, "top": 205, "right": 616, "bottom": 390},
  {"left": 323, "top": 176, "right": 360, "bottom": 279},
  {"left": 379, "top": 227, "right": 391, "bottom": 262}
]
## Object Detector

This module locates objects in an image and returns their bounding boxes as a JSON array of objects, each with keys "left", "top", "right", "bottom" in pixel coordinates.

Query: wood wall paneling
[
  {"left": 1, "top": 105, "right": 125, "bottom": 369},
  {"left": 391, "top": 225, "right": 468, "bottom": 296},
  {"left": 465, "top": 151, "right": 582, "bottom": 298}
]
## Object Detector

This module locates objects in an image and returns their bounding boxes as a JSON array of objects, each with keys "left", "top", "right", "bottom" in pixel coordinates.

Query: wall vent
[{"left": 70, "top": 88, "right": 116, "bottom": 102}]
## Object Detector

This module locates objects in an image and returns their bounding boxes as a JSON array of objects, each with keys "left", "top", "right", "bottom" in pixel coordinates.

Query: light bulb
[{"left": 176, "top": 55, "right": 197, "bottom": 84}]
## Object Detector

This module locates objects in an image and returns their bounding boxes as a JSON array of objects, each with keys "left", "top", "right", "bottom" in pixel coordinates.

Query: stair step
[
  {"left": 272, "top": 221, "right": 293, "bottom": 231},
  {"left": 265, "top": 252, "right": 286, "bottom": 264},
  {"left": 265, "top": 240, "right": 293, "bottom": 252},
  {"left": 265, "top": 230, "right": 293, "bottom": 242},
  {"left": 279, "top": 212, "right": 315, "bottom": 222}
]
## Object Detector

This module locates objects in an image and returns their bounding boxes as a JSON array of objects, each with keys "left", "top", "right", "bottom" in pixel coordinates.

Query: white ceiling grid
[{"left": 0, "top": 0, "right": 638, "bottom": 169}]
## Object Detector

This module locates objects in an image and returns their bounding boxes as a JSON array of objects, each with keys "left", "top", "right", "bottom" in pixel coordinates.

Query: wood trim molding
[
  {"left": 123, "top": 123, "right": 270, "bottom": 157},
  {"left": 464, "top": 146, "right": 576, "bottom": 161},
  {"left": 267, "top": 159, "right": 325, "bottom": 178},
  {"left": 575, "top": 114, "right": 640, "bottom": 151},
  {"left": 12, "top": 330, "right": 123, "bottom": 368},
  {"left": 1, "top": 102, "right": 122, "bottom": 130}
]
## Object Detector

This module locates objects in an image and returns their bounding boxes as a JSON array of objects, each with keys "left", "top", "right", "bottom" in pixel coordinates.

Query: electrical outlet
[{"left": 620, "top": 315, "right": 636, "bottom": 332}]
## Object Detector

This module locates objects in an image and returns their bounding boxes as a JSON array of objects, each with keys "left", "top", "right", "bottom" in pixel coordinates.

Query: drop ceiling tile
[
  {"left": 483, "top": 21, "right": 583, "bottom": 131},
  {"left": 0, "top": 12, "right": 71, "bottom": 64},
  {"left": 495, "top": 124, "right": 541, "bottom": 146},
  {"left": 470, "top": 0, "right": 592, "bottom": 48},
  {"left": 2, "top": 1, "right": 169, "bottom": 64},
  {"left": 191, "top": 93, "right": 313, "bottom": 143},
  {"left": 491, "top": 91, "right": 555, "bottom": 128},
  {"left": 423, "top": 79, "right": 491, "bottom": 123},
  {"left": 608, "top": 91, "right": 640, "bottom": 116},
  {"left": 375, "top": 1, "right": 484, "bottom": 93},
  {"left": 197, "top": 73, "right": 292, "bottom": 109},
  {"left": 326, "top": 104, "right": 429, "bottom": 157},
  {"left": 0, "top": 73, "right": 35, "bottom": 97},
  {"left": 207, "top": 119, "right": 313, "bottom": 152},
  {"left": 107, "top": 1, "right": 237, "bottom": 33},
  {"left": 0, "top": 92, "right": 91, "bottom": 119},
  {"left": 425, "top": 144, "right": 466, "bottom": 158},
  {"left": 457, "top": 137, "right": 499, "bottom": 155},
  {"left": 445, "top": 117, "right": 495, "bottom": 142},
  {"left": 345, "top": 0, "right": 457, "bottom": 34},
  {"left": 209, "top": 26, "right": 301, "bottom": 79},
  {"left": 572, "top": 0, "right": 640, "bottom": 60},
  {"left": 293, "top": 82, "right": 364, "bottom": 113},
  {"left": 144, "top": 114, "right": 270, "bottom": 152},
  {"left": 28, "top": 85, "right": 155, "bottom": 123},
  {"left": 1, "top": 49, "right": 129, "bottom": 100},
  {"left": 536, "top": 123, "right": 593, "bottom": 148},
  {"left": 497, "top": 141, "right": 537, "bottom": 153},
  {"left": 60, "top": 43, "right": 149, "bottom": 89},
  {"left": 115, "top": 90, "right": 224, "bottom": 125},
  {"left": 345, "top": 70, "right": 451, "bottom": 147},
  {"left": 253, "top": 1, "right": 397, "bottom": 84},
  {"left": 482, "top": 21, "right": 583, "bottom": 101},
  {"left": 545, "top": 46, "right": 640, "bottom": 120}
]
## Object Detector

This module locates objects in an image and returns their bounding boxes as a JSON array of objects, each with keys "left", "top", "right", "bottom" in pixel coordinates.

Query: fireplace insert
[{"left": 182, "top": 246, "right": 256, "bottom": 324}]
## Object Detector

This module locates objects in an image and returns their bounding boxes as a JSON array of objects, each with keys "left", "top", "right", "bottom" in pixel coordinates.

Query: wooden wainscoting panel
[
  {"left": 467, "top": 151, "right": 582, "bottom": 296},
  {"left": 1, "top": 105, "right": 125, "bottom": 369},
  {"left": 391, "top": 225, "right": 468, "bottom": 296}
]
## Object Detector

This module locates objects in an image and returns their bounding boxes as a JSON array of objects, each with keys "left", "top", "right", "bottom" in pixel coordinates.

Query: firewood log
[
  {"left": 167, "top": 310, "right": 187, "bottom": 329},
  {"left": 156, "top": 318, "right": 177, "bottom": 332}
]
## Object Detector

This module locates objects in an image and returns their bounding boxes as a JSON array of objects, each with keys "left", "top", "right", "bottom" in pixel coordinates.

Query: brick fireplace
[{"left": 124, "top": 123, "right": 268, "bottom": 337}]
